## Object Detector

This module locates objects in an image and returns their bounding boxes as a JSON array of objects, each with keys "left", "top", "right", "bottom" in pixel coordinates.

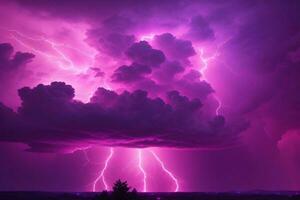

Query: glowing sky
[{"left": 1, "top": 0, "right": 300, "bottom": 192}]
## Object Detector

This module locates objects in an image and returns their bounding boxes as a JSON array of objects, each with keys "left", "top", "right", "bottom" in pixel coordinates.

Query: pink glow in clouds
[
  {"left": 0, "top": 28, "right": 226, "bottom": 192},
  {"left": 198, "top": 47, "right": 222, "bottom": 115},
  {"left": 0, "top": 27, "right": 229, "bottom": 192},
  {"left": 1, "top": 28, "right": 185, "bottom": 192},
  {"left": 2, "top": 0, "right": 300, "bottom": 193},
  {"left": 0, "top": 26, "right": 99, "bottom": 104}
]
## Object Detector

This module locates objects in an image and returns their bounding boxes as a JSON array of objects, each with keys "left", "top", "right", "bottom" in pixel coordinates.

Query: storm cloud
[
  {"left": 0, "top": 82, "right": 246, "bottom": 152},
  {"left": 0, "top": 0, "right": 300, "bottom": 192}
]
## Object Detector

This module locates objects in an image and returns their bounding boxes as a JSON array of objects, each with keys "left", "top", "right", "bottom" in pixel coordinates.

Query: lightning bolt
[
  {"left": 7, "top": 29, "right": 181, "bottom": 192},
  {"left": 150, "top": 150, "right": 179, "bottom": 192},
  {"left": 2, "top": 28, "right": 95, "bottom": 73},
  {"left": 92, "top": 147, "right": 114, "bottom": 191},
  {"left": 2, "top": 27, "right": 114, "bottom": 192},
  {"left": 198, "top": 38, "right": 233, "bottom": 115},
  {"left": 138, "top": 149, "right": 147, "bottom": 192},
  {"left": 82, "top": 150, "right": 91, "bottom": 166},
  {"left": 199, "top": 48, "right": 218, "bottom": 77},
  {"left": 199, "top": 48, "right": 222, "bottom": 115}
]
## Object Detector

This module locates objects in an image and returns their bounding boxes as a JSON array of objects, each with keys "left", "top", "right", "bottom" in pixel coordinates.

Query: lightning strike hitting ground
[
  {"left": 150, "top": 150, "right": 179, "bottom": 192},
  {"left": 92, "top": 147, "right": 114, "bottom": 191},
  {"left": 7, "top": 28, "right": 181, "bottom": 192},
  {"left": 138, "top": 149, "right": 147, "bottom": 192}
]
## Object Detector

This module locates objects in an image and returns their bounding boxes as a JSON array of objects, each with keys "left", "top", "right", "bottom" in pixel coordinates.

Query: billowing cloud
[
  {"left": 213, "top": 1, "right": 300, "bottom": 142},
  {"left": 0, "top": 43, "right": 35, "bottom": 72},
  {"left": 126, "top": 41, "right": 166, "bottom": 67},
  {"left": 0, "top": 43, "right": 35, "bottom": 108},
  {"left": 86, "top": 15, "right": 136, "bottom": 58},
  {"left": 0, "top": 0, "right": 299, "bottom": 192},
  {"left": 153, "top": 33, "right": 196, "bottom": 61},
  {"left": 0, "top": 82, "right": 246, "bottom": 152},
  {"left": 112, "top": 63, "right": 151, "bottom": 83},
  {"left": 2, "top": 1, "right": 299, "bottom": 153},
  {"left": 152, "top": 61, "right": 184, "bottom": 83},
  {"left": 91, "top": 33, "right": 136, "bottom": 57}
]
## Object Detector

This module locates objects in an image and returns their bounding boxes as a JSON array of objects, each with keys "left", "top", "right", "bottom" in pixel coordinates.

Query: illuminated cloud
[
  {"left": 0, "top": 82, "right": 247, "bottom": 152},
  {"left": 152, "top": 33, "right": 196, "bottom": 61},
  {"left": 112, "top": 63, "right": 152, "bottom": 83},
  {"left": 0, "top": 0, "right": 299, "bottom": 152},
  {"left": 126, "top": 41, "right": 166, "bottom": 67},
  {"left": 0, "top": 0, "right": 300, "bottom": 192},
  {"left": 0, "top": 43, "right": 35, "bottom": 71}
]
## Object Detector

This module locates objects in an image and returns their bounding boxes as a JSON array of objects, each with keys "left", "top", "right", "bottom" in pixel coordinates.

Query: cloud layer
[
  {"left": 0, "top": 81, "right": 247, "bottom": 152},
  {"left": 0, "top": 0, "right": 300, "bottom": 155}
]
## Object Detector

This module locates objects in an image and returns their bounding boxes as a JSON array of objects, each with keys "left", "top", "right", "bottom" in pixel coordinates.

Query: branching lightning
[
  {"left": 2, "top": 28, "right": 95, "bottom": 73},
  {"left": 92, "top": 147, "right": 114, "bottom": 191},
  {"left": 138, "top": 149, "right": 147, "bottom": 192},
  {"left": 7, "top": 29, "right": 181, "bottom": 192},
  {"left": 198, "top": 38, "right": 232, "bottom": 115},
  {"left": 150, "top": 151, "right": 179, "bottom": 192},
  {"left": 199, "top": 48, "right": 222, "bottom": 115},
  {"left": 199, "top": 48, "right": 219, "bottom": 79}
]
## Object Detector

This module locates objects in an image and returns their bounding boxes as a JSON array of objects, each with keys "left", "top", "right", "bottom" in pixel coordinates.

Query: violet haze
[{"left": 0, "top": 0, "right": 300, "bottom": 192}]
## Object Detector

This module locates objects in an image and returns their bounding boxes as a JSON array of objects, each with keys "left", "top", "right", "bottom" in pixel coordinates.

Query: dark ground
[{"left": 1, "top": 191, "right": 300, "bottom": 200}]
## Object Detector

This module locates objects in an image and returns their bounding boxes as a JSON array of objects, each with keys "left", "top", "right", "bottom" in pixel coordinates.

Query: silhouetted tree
[{"left": 112, "top": 179, "right": 131, "bottom": 200}]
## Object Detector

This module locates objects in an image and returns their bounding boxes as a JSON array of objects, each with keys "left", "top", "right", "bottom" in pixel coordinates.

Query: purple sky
[{"left": 0, "top": 0, "right": 300, "bottom": 192}]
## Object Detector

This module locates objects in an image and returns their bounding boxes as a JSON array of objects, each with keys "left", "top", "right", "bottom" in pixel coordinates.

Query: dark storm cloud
[
  {"left": 14, "top": 0, "right": 190, "bottom": 21},
  {"left": 153, "top": 61, "right": 184, "bottom": 82},
  {"left": 216, "top": 0, "right": 300, "bottom": 141},
  {"left": 86, "top": 15, "right": 137, "bottom": 57},
  {"left": 101, "top": 15, "right": 135, "bottom": 33},
  {"left": 153, "top": 33, "right": 196, "bottom": 61},
  {"left": 2, "top": 0, "right": 299, "bottom": 152},
  {"left": 186, "top": 15, "right": 215, "bottom": 41},
  {"left": 0, "top": 82, "right": 246, "bottom": 152},
  {"left": 97, "top": 33, "right": 135, "bottom": 57},
  {"left": 112, "top": 63, "right": 151, "bottom": 83},
  {"left": 0, "top": 43, "right": 35, "bottom": 72},
  {"left": 13, "top": 0, "right": 137, "bottom": 21},
  {"left": 2, "top": 0, "right": 300, "bottom": 192},
  {"left": 85, "top": 14, "right": 137, "bottom": 58},
  {"left": 175, "top": 78, "right": 214, "bottom": 100},
  {"left": 0, "top": 43, "right": 35, "bottom": 108},
  {"left": 222, "top": 6, "right": 300, "bottom": 74},
  {"left": 126, "top": 41, "right": 166, "bottom": 67},
  {"left": 0, "top": 103, "right": 19, "bottom": 135},
  {"left": 258, "top": 61, "right": 300, "bottom": 140},
  {"left": 0, "top": 43, "right": 13, "bottom": 62}
]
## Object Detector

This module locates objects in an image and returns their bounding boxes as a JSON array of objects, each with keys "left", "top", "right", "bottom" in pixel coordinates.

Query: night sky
[{"left": 0, "top": 0, "right": 300, "bottom": 193}]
